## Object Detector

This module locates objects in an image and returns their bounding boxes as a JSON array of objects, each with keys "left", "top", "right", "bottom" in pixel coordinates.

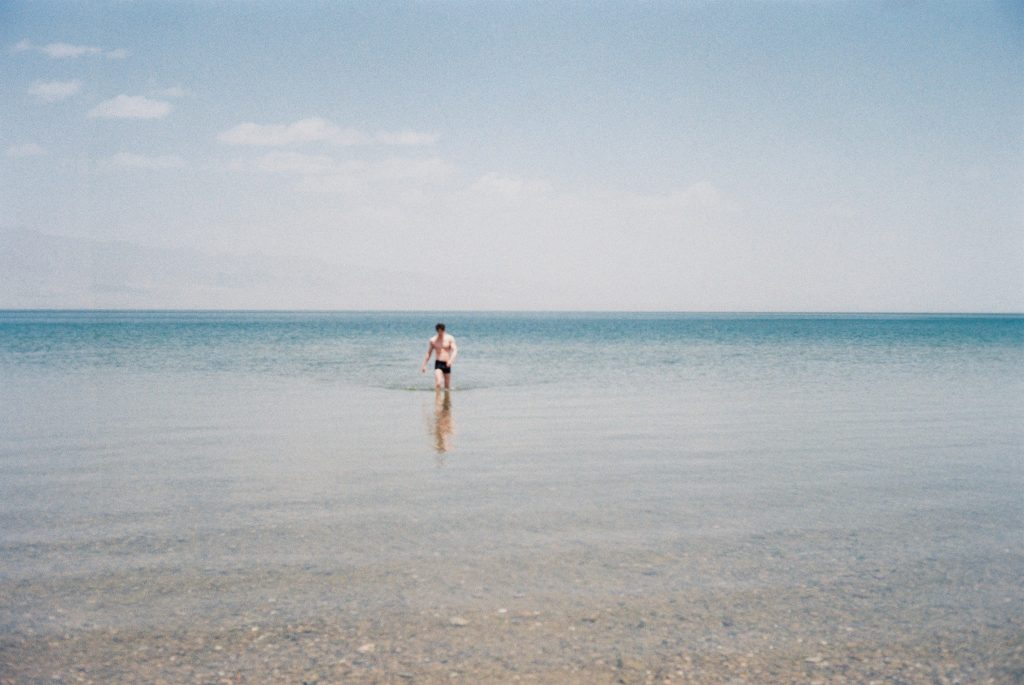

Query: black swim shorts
[{"left": 434, "top": 360, "right": 451, "bottom": 374}]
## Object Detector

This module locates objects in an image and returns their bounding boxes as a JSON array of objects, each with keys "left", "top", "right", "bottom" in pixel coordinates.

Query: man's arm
[
  {"left": 447, "top": 338, "right": 458, "bottom": 366},
  {"left": 420, "top": 341, "right": 434, "bottom": 373}
]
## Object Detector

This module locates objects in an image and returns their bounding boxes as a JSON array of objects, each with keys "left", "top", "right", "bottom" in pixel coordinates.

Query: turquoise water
[
  {"left": 1, "top": 312, "right": 1022, "bottom": 678},
  {"left": 2, "top": 310, "right": 1021, "bottom": 387}
]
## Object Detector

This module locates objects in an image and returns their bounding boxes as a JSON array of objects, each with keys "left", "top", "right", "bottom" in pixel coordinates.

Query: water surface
[{"left": 1, "top": 311, "right": 1021, "bottom": 682}]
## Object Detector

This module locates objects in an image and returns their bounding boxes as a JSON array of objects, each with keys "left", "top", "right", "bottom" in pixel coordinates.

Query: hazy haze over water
[{"left": 2, "top": 1, "right": 1022, "bottom": 311}]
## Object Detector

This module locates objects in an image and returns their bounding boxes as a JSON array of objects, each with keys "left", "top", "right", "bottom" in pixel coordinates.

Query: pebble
[{"left": 4, "top": 547, "right": 1020, "bottom": 685}]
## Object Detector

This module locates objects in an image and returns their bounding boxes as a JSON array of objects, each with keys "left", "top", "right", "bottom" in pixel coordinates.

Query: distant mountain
[{"left": 0, "top": 227, "right": 444, "bottom": 309}]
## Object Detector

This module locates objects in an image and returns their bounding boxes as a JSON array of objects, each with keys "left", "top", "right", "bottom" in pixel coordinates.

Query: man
[{"left": 420, "top": 323, "right": 458, "bottom": 390}]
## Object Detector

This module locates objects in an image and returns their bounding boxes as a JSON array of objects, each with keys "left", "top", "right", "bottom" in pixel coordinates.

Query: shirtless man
[{"left": 420, "top": 323, "right": 458, "bottom": 390}]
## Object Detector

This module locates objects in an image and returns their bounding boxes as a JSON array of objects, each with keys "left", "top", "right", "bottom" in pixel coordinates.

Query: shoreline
[
  {"left": 3, "top": 538, "right": 1021, "bottom": 684},
  {"left": 3, "top": 597, "right": 1019, "bottom": 684}
]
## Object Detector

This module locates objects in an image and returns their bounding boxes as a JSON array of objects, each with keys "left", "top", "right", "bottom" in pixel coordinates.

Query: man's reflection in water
[{"left": 431, "top": 389, "right": 455, "bottom": 457}]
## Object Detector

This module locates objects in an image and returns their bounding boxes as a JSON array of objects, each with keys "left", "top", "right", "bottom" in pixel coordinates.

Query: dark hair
[{"left": 435, "top": 323, "right": 445, "bottom": 331}]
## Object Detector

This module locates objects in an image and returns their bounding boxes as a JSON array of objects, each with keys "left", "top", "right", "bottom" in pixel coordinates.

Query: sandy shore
[
  {"left": 3, "top": 601, "right": 1020, "bottom": 684},
  {"left": 3, "top": 539, "right": 1021, "bottom": 684}
]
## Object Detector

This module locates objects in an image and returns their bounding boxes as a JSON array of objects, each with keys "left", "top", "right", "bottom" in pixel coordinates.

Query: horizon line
[{"left": 1, "top": 308, "right": 1022, "bottom": 317}]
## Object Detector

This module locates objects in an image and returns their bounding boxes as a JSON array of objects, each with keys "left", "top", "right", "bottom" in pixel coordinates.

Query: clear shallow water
[{"left": 1, "top": 311, "right": 1022, "bottom": 680}]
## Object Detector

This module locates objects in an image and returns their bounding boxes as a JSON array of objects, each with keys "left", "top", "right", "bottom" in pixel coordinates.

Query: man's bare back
[{"left": 420, "top": 323, "right": 458, "bottom": 389}]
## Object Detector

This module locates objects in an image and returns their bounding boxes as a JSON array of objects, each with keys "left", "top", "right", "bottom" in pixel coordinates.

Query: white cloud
[
  {"left": 105, "top": 152, "right": 186, "bottom": 170},
  {"left": 253, "top": 151, "right": 344, "bottom": 175},
  {"left": 470, "top": 173, "right": 552, "bottom": 199},
  {"left": 217, "top": 117, "right": 439, "bottom": 147},
  {"left": 283, "top": 157, "right": 454, "bottom": 194},
  {"left": 29, "top": 79, "right": 83, "bottom": 103},
  {"left": 12, "top": 40, "right": 127, "bottom": 59},
  {"left": 670, "top": 181, "right": 726, "bottom": 210},
  {"left": 5, "top": 143, "right": 46, "bottom": 158},
  {"left": 234, "top": 150, "right": 453, "bottom": 194},
  {"left": 42, "top": 42, "right": 103, "bottom": 58},
  {"left": 375, "top": 129, "right": 441, "bottom": 146},
  {"left": 218, "top": 118, "right": 369, "bottom": 146},
  {"left": 294, "top": 174, "right": 370, "bottom": 195},
  {"left": 371, "top": 158, "right": 452, "bottom": 184},
  {"left": 88, "top": 95, "right": 171, "bottom": 120},
  {"left": 611, "top": 181, "right": 735, "bottom": 221}
]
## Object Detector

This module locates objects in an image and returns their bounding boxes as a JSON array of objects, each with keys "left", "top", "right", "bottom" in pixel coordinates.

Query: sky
[{"left": 1, "top": 1, "right": 1022, "bottom": 311}]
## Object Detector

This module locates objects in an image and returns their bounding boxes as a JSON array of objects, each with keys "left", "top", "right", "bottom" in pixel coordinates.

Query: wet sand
[{"left": 3, "top": 531, "right": 1021, "bottom": 684}]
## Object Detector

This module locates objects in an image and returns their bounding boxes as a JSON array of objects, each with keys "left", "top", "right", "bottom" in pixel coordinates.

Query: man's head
[{"left": 435, "top": 323, "right": 446, "bottom": 332}]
